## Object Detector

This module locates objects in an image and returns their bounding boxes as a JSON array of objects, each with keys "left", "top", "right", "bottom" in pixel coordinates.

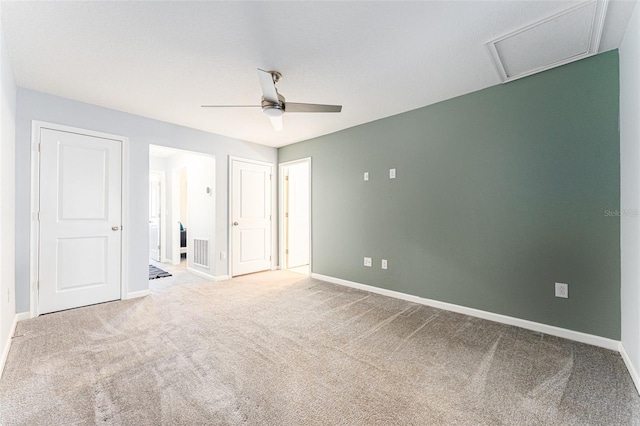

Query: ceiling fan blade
[
  {"left": 284, "top": 102, "right": 342, "bottom": 113},
  {"left": 268, "top": 115, "right": 283, "bottom": 131},
  {"left": 201, "top": 105, "right": 261, "bottom": 108},
  {"left": 257, "top": 69, "right": 280, "bottom": 104}
]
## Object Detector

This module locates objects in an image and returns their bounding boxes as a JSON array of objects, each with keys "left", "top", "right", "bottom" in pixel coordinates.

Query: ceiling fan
[{"left": 201, "top": 69, "right": 342, "bottom": 131}]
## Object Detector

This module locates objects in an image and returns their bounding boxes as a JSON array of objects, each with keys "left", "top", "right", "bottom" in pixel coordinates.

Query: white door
[
  {"left": 231, "top": 159, "right": 271, "bottom": 276},
  {"left": 284, "top": 162, "right": 310, "bottom": 269},
  {"left": 39, "top": 128, "right": 122, "bottom": 315},
  {"left": 149, "top": 174, "right": 161, "bottom": 262}
]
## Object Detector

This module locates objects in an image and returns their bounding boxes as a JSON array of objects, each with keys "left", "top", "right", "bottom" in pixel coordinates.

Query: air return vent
[
  {"left": 193, "top": 238, "right": 209, "bottom": 268},
  {"left": 486, "top": 0, "right": 608, "bottom": 82}
]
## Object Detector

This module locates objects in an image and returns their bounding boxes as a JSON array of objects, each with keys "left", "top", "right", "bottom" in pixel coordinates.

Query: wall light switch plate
[
  {"left": 364, "top": 172, "right": 369, "bottom": 181},
  {"left": 220, "top": 252, "right": 226, "bottom": 260},
  {"left": 389, "top": 168, "right": 396, "bottom": 179},
  {"left": 555, "top": 282, "right": 568, "bottom": 298},
  {"left": 364, "top": 257, "right": 372, "bottom": 267},
  {"left": 381, "top": 259, "right": 388, "bottom": 269}
]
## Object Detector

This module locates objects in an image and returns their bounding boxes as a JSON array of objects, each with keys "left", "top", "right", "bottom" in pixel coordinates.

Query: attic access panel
[{"left": 486, "top": 0, "right": 608, "bottom": 83}]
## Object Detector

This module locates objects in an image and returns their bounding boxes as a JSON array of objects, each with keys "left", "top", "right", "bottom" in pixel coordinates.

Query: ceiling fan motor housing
[{"left": 261, "top": 93, "right": 285, "bottom": 117}]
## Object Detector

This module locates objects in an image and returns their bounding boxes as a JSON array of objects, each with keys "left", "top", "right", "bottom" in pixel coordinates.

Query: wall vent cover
[
  {"left": 486, "top": 0, "right": 608, "bottom": 83},
  {"left": 193, "top": 238, "right": 209, "bottom": 268}
]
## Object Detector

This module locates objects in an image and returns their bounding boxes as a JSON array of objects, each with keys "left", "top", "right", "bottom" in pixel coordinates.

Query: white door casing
[
  {"left": 231, "top": 158, "right": 272, "bottom": 276},
  {"left": 171, "top": 167, "right": 182, "bottom": 265},
  {"left": 38, "top": 128, "right": 122, "bottom": 315},
  {"left": 149, "top": 173, "right": 161, "bottom": 262}
]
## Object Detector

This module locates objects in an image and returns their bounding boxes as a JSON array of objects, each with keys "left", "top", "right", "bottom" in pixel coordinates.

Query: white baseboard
[
  {"left": 214, "top": 275, "right": 230, "bottom": 282},
  {"left": 15, "top": 312, "right": 31, "bottom": 321},
  {"left": 186, "top": 267, "right": 215, "bottom": 281},
  {"left": 1, "top": 313, "right": 20, "bottom": 376},
  {"left": 619, "top": 342, "right": 640, "bottom": 395},
  {"left": 311, "top": 273, "right": 619, "bottom": 351},
  {"left": 125, "top": 289, "right": 150, "bottom": 300}
]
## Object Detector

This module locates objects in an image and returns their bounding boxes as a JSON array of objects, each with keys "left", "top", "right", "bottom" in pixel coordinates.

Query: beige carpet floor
[{"left": 1, "top": 269, "right": 639, "bottom": 425}]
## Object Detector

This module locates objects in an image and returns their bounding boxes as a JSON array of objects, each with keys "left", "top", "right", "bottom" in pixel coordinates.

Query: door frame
[
  {"left": 278, "top": 158, "right": 312, "bottom": 273},
  {"left": 228, "top": 156, "right": 275, "bottom": 277},
  {"left": 171, "top": 166, "right": 186, "bottom": 266},
  {"left": 29, "top": 121, "right": 130, "bottom": 318},
  {"left": 149, "top": 169, "right": 167, "bottom": 262}
]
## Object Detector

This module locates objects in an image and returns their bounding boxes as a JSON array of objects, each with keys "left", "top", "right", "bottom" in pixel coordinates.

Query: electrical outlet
[
  {"left": 389, "top": 168, "right": 396, "bottom": 179},
  {"left": 364, "top": 172, "right": 369, "bottom": 181},
  {"left": 364, "top": 257, "right": 372, "bottom": 267},
  {"left": 381, "top": 259, "right": 388, "bottom": 270},
  {"left": 220, "top": 252, "right": 226, "bottom": 260},
  {"left": 555, "top": 282, "right": 568, "bottom": 298}
]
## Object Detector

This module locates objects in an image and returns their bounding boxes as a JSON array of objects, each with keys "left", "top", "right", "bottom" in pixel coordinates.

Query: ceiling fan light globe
[{"left": 262, "top": 106, "right": 283, "bottom": 118}]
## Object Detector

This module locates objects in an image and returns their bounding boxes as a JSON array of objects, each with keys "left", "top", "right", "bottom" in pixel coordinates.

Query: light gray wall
[
  {"left": 620, "top": 1, "right": 640, "bottom": 383},
  {"left": 15, "top": 89, "right": 277, "bottom": 313},
  {"left": 280, "top": 51, "right": 621, "bottom": 339},
  {"left": 0, "top": 21, "right": 17, "bottom": 365}
]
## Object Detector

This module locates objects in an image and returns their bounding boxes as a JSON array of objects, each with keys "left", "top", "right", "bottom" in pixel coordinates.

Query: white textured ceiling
[{"left": 0, "top": 1, "right": 635, "bottom": 147}]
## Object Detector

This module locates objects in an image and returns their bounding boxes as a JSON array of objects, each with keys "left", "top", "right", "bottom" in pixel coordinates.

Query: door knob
[
  {"left": 112, "top": 226, "right": 120, "bottom": 231},
  {"left": 233, "top": 222, "right": 239, "bottom": 226}
]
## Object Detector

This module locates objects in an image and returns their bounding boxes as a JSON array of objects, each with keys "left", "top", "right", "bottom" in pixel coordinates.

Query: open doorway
[
  {"left": 149, "top": 145, "right": 215, "bottom": 282},
  {"left": 279, "top": 158, "right": 311, "bottom": 275}
]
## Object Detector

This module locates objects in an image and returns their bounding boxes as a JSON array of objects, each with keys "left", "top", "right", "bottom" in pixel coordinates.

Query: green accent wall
[{"left": 279, "top": 51, "right": 621, "bottom": 339}]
